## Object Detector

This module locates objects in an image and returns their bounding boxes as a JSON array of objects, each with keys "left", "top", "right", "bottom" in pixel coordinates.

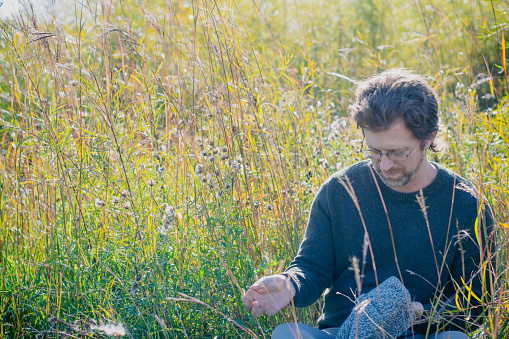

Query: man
[{"left": 242, "top": 69, "right": 495, "bottom": 339}]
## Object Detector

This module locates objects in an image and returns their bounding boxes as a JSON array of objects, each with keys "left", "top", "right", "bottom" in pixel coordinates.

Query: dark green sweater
[{"left": 285, "top": 161, "right": 494, "bottom": 334}]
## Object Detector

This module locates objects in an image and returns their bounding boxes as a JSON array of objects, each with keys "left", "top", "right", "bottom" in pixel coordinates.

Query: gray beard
[{"left": 373, "top": 153, "right": 424, "bottom": 189}]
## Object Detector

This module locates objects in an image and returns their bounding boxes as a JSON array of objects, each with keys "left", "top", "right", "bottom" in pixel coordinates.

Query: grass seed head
[{"left": 95, "top": 198, "right": 105, "bottom": 207}]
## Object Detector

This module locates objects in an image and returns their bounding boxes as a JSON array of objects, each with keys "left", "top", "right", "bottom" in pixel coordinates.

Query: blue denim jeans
[{"left": 271, "top": 323, "right": 468, "bottom": 339}]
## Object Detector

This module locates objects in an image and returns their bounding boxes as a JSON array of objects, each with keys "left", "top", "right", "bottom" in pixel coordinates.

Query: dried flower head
[
  {"left": 95, "top": 198, "right": 105, "bottom": 208},
  {"left": 147, "top": 179, "right": 156, "bottom": 187},
  {"left": 90, "top": 322, "right": 126, "bottom": 337},
  {"left": 120, "top": 189, "right": 129, "bottom": 198},
  {"left": 160, "top": 204, "right": 180, "bottom": 234},
  {"left": 111, "top": 196, "right": 119, "bottom": 204},
  {"left": 123, "top": 201, "right": 131, "bottom": 209},
  {"left": 201, "top": 176, "right": 208, "bottom": 183},
  {"left": 230, "top": 162, "right": 241, "bottom": 170},
  {"left": 222, "top": 146, "right": 228, "bottom": 153},
  {"left": 213, "top": 147, "right": 220, "bottom": 155},
  {"left": 130, "top": 282, "right": 139, "bottom": 295},
  {"left": 164, "top": 204, "right": 176, "bottom": 217},
  {"left": 220, "top": 153, "right": 228, "bottom": 161},
  {"left": 195, "top": 164, "right": 204, "bottom": 175},
  {"left": 156, "top": 165, "right": 165, "bottom": 177}
]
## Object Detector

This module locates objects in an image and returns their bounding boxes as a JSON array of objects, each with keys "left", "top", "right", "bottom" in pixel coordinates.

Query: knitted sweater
[{"left": 284, "top": 160, "right": 494, "bottom": 334}]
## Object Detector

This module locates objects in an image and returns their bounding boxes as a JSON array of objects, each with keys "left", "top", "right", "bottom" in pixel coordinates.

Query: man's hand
[
  {"left": 242, "top": 274, "right": 296, "bottom": 317},
  {"left": 411, "top": 301, "right": 424, "bottom": 320}
]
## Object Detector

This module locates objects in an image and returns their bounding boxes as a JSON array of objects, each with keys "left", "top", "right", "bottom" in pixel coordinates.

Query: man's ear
[{"left": 425, "top": 131, "right": 438, "bottom": 149}]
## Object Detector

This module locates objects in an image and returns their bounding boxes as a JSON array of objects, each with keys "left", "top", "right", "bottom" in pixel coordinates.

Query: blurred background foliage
[{"left": 0, "top": 0, "right": 508, "bottom": 337}]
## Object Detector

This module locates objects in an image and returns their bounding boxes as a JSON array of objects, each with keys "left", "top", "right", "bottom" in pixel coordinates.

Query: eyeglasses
[{"left": 360, "top": 141, "right": 420, "bottom": 162}]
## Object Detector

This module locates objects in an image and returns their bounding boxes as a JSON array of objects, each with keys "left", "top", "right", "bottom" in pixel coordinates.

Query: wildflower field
[{"left": 0, "top": 0, "right": 508, "bottom": 337}]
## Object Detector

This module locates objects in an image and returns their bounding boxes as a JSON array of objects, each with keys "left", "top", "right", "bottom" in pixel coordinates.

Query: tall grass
[{"left": 0, "top": 0, "right": 507, "bottom": 338}]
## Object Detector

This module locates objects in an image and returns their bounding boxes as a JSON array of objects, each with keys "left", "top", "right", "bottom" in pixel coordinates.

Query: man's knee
[
  {"left": 434, "top": 331, "right": 468, "bottom": 339},
  {"left": 272, "top": 323, "right": 298, "bottom": 339},
  {"left": 271, "top": 323, "right": 320, "bottom": 339}
]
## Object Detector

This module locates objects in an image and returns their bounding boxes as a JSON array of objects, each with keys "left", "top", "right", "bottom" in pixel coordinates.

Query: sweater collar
[{"left": 369, "top": 161, "right": 448, "bottom": 201}]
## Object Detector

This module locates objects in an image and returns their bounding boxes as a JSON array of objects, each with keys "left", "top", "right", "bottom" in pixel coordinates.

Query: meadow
[{"left": 0, "top": 0, "right": 508, "bottom": 337}]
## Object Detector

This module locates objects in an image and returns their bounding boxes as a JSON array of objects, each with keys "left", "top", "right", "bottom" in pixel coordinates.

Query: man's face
[{"left": 363, "top": 121, "right": 430, "bottom": 191}]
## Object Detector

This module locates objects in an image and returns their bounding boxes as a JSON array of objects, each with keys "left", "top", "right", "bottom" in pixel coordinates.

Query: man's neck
[{"left": 392, "top": 160, "right": 438, "bottom": 193}]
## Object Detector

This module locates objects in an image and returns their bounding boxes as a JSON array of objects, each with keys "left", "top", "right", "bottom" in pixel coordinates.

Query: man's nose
[{"left": 379, "top": 155, "right": 395, "bottom": 171}]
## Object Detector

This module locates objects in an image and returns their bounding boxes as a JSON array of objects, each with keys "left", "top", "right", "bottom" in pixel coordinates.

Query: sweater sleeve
[
  {"left": 414, "top": 202, "right": 496, "bottom": 335},
  {"left": 283, "top": 180, "right": 336, "bottom": 307}
]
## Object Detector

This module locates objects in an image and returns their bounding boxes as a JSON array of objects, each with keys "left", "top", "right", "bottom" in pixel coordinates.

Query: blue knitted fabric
[{"left": 336, "top": 276, "right": 415, "bottom": 339}]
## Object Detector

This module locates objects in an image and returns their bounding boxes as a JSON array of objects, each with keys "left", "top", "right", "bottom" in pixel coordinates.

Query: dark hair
[{"left": 350, "top": 68, "right": 440, "bottom": 152}]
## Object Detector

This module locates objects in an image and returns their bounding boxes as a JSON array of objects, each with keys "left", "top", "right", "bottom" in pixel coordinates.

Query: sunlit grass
[{"left": 0, "top": 0, "right": 508, "bottom": 337}]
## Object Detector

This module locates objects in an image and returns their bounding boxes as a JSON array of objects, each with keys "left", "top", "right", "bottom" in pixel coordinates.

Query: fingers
[
  {"left": 242, "top": 289, "right": 273, "bottom": 317},
  {"left": 250, "top": 301, "right": 263, "bottom": 318},
  {"left": 411, "top": 301, "right": 424, "bottom": 319},
  {"left": 242, "top": 289, "right": 254, "bottom": 311},
  {"left": 243, "top": 275, "right": 289, "bottom": 317},
  {"left": 265, "top": 305, "right": 279, "bottom": 317},
  {"left": 249, "top": 274, "right": 284, "bottom": 293},
  {"left": 248, "top": 279, "right": 267, "bottom": 293}
]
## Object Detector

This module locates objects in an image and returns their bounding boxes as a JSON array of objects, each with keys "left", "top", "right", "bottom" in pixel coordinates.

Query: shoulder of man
[
  {"left": 310, "top": 161, "right": 373, "bottom": 203},
  {"left": 329, "top": 160, "right": 371, "bottom": 182},
  {"left": 434, "top": 162, "right": 484, "bottom": 204}
]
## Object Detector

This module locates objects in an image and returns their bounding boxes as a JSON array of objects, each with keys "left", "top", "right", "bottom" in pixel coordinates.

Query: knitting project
[{"left": 336, "top": 276, "right": 415, "bottom": 339}]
